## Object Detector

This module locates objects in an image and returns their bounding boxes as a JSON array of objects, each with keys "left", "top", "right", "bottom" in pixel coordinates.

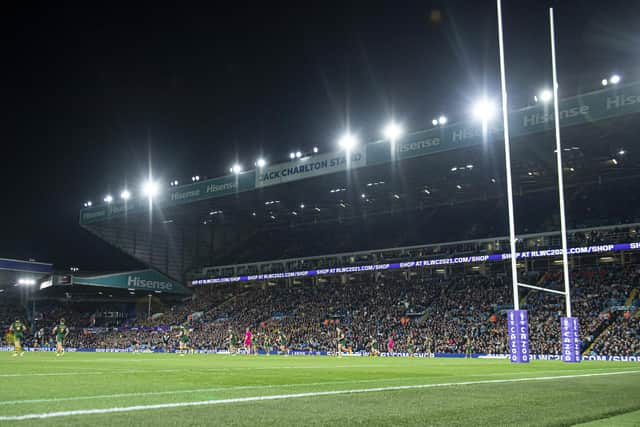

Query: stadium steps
[
  {"left": 624, "top": 287, "right": 638, "bottom": 307},
  {"left": 583, "top": 321, "right": 615, "bottom": 355}
]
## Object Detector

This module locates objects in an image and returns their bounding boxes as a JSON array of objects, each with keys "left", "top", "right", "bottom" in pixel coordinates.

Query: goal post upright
[
  {"left": 497, "top": 0, "right": 531, "bottom": 363},
  {"left": 550, "top": 7, "right": 581, "bottom": 363},
  {"left": 549, "top": 7, "right": 572, "bottom": 319},
  {"left": 496, "top": 0, "right": 520, "bottom": 312}
]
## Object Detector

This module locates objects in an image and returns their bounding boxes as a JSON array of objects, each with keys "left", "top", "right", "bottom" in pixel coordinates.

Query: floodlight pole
[
  {"left": 497, "top": 0, "right": 520, "bottom": 310},
  {"left": 549, "top": 8, "right": 572, "bottom": 318}
]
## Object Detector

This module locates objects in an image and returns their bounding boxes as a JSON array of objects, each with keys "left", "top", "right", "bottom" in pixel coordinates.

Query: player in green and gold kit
[
  {"left": 228, "top": 330, "right": 237, "bottom": 354},
  {"left": 9, "top": 319, "right": 27, "bottom": 357},
  {"left": 277, "top": 330, "right": 288, "bottom": 355},
  {"left": 52, "top": 319, "right": 69, "bottom": 357},
  {"left": 336, "top": 327, "right": 346, "bottom": 357},
  {"left": 368, "top": 336, "right": 380, "bottom": 357},
  {"left": 263, "top": 334, "right": 272, "bottom": 356},
  {"left": 178, "top": 325, "right": 190, "bottom": 356},
  {"left": 424, "top": 336, "right": 433, "bottom": 358},
  {"left": 406, "top": 334, "right": 415, "bottom": 357}
]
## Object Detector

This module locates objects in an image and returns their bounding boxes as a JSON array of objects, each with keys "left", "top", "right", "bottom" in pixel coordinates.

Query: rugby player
[
  {"left": 52, "top": 319, "right": 69, "bottom": 357},
  {"left": 228, "top": 329, "right": 237, "bottom": 354},
  {"left": 244, "top": 328, "right": 252, "bottom": 356},
  {"left": 336, "top": 327, "right": 346, "bottom": 357},
  {"left": 406, "top": 334, "right": 415, "bottom": 357},
  {"left": 9, "top": 319, "right": 27, "bottom": 357},
  {"left": 177, "top": 325, "right": 190, "bottom": 356},
  {"left": 368, "top": 336, "right": 379, "bottom": 357},
  {"left": 263, "top": 333, "right": 272, "bottom": 356},
  {"left": 277, "top": 330, "right": 288, "bottom": 355}
]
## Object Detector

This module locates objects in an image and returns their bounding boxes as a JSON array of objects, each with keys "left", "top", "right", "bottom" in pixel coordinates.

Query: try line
[{"left": 1, "top": 370, "right": 638, "bottom": 421}]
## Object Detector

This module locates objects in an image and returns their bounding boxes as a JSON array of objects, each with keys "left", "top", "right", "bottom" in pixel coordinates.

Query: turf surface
[{"left": 1, "top": 352, "right": 639, "bottom": 426}]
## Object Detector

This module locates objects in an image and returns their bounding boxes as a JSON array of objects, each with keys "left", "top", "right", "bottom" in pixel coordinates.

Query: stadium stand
[
  {"left": 591, "top": 317, "right": 640, "bottom": 357},
  {"left": 10, "top": 260, "right": 637, "bottom": 357},
  {"left": 5, "top": 82, "right": 638, "bottom": 358}
]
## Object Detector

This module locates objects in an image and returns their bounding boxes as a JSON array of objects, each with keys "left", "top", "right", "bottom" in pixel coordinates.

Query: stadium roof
[
  {"left": 77, "top": 81, "right": 640, "bottom": 283},
  {"left": 0, "top": 257, "right": 53, "bottom": 297},
  {"left": 79, "top": 81, "right": 640, "bottom": 227}
]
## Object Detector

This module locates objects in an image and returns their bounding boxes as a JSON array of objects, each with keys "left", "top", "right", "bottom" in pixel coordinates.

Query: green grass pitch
[{"left": 1, "top": 352, "right": 639, "bottom": 426}]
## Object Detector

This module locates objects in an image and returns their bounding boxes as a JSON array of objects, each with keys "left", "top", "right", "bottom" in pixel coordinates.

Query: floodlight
[
  {"left": 338, "top": 133, "right": 358, "bottom": 151},
  {"left": 231, "top": 164, "right": 242, "bottom": 174},
  {"left": 120, "top": 190, "right": 131, "bottom": 200},
  {"left": 383, "top": 121, "right": 403, "bottom": 141},
  {"left": 610, "top": 74, "right": 621, "bottom": 84},
  {"left": 538, "top": 89, "right": 553, "bottom": 103},
  {"left": 438, "top": 115, "right": 447, "bottom": 125},
  {"left": 142, "top": 180, "right": 159, "bottom": 198},
  {"left": 471, "top": 98, "right": 496, "bottom": 122},
  {"left": 255, "top": 158, "right": 267, "bottom": 168},
  {"left": 104, "top": 195, "right": 113, "bottom": 203}
]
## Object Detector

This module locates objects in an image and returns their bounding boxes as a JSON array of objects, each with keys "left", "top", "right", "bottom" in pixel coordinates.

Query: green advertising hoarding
[
  {"left": 80, "top": 171, "right": 255, "bottom": 224},
  {"left": 167, "top": 171, "right": 255, "bottom": 205},
  {"left": 367, "top": 81, "right": 640, "bottom": 164},
  {"left": 71, "top": 269, "right": 191, "bottom": 295},
  {"left": 255, "top": 147, "right": 367, "bottom": 188}
]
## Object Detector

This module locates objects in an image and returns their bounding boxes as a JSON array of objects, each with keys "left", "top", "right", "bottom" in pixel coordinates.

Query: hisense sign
[
  {"left": 127, "top": 275, "right": 173, "bottom": 291},
  {"left": 72, "top": 269, "right": 190, "bottom": 295}
]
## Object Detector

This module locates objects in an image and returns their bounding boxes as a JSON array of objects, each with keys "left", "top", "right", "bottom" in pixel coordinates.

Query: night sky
[{"left": 1, "top": 0, "right": 638, "bottom": 271}]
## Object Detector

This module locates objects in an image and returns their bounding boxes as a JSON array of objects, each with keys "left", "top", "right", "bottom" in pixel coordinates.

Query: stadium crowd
[
  {"left": 4, "top": 264, "right": 638, "bottom": 357},
  {"left": 591, "top": 317, "right": 640, "bottom": 356}
]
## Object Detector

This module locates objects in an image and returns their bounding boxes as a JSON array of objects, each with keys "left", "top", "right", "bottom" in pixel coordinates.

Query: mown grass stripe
[{"left": 1, "top": 370, "right": 638, "bottom": 421}]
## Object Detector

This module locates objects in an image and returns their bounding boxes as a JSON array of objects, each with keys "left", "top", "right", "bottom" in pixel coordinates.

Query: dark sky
[{"left": 1, "top": 0, "right": 638, "bottom": 270}]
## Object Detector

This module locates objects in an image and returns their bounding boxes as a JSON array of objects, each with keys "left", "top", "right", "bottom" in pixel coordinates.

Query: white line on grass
[
  {"left": 0, "top": 377, "right": 426, "bottom": 405},
  {"left": 1, "top": 367, "right": 632, "bottom": 406},
  {"left": 1, "top": 370, "right": 638, "bottom": 421}
]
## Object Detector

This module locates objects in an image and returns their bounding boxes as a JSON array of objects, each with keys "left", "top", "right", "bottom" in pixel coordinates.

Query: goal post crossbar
[{"left": 517, "top": 282, "right": 566, "bottom": 296}]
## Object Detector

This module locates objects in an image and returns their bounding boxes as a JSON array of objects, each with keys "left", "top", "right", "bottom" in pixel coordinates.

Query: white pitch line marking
[
  {"left": 1, "top": 367, "right": 631, "bottom": 406},
  {"left": 1, "top": 370, "right": 638, "bottom": 420},
  {"left": 0, "top": 377, "right": 429, "bottom": 406}
]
